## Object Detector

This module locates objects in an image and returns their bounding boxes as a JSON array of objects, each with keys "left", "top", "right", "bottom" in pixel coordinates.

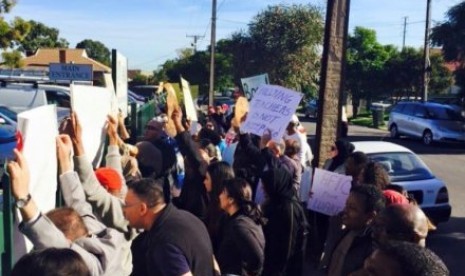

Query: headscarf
[
  {"left": 328, "top": 140, "right": 355, "bottom": 172},
  {"left": 261, "top": 168, "right": 295, "bottom": 201}
]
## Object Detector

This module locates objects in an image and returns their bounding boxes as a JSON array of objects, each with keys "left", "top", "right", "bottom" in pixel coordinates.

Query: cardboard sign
[
  {"left": 307, "top": 168, "right": 353, "bottom": 216},
  {"left": 71, "top": 84, "right": 112, "bottom": 167},
  {"left": 15, "top": 105, "right": 58, "bottom": 260},
  {"left": 180, "top": 77, "right": 198, "bottom": 122},
  {"left": 240, "top": 85, "right": 302, "bottom": 141},
  {"left": 232, "top": 96, "right": 249, "bottom": 128},
  {"left": 164, "top": 83, "right": 179, "bottom": 137},
  {"left": 241, "top": 73, "right": 269, "bottom": 99}
]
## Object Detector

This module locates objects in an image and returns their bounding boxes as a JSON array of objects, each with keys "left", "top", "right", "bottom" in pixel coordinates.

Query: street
[{"left": 300, "top": 117, "right": 465, "bottom": 275}]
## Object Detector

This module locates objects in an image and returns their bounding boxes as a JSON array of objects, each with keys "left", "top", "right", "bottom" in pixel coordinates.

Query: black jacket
[
  {"left": 217, "top": 212, "right": 265, "bottom": 276},
  {"left": 131, "top": 203, "right": 214, "bottom": 276}
]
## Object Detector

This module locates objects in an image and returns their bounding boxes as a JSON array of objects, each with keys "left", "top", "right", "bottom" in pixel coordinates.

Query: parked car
[
  {"left": 304, "top": 99, "right": 318, "bottom": 118},
  {"left": 0, "top": 123, "right": 16, "bottom": 178},
  {"left": 0, "top": 105, "right": 17, "bottom": 126},
  {"left": 388, "top": 101, "right": 465, "bottom": 145},
  {"left": 353, "top": 141, "right": 451, "bottom": 224}
]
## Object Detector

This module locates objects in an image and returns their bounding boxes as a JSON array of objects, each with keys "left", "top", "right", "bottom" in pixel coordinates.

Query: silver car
[{"left": 388, "top": 101, "right": 465, "bottom": 145}]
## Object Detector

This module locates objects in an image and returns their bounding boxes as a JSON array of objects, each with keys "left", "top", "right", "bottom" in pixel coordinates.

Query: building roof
[{"left": 22, "top": 48, "right": 111, "bottom": 73}]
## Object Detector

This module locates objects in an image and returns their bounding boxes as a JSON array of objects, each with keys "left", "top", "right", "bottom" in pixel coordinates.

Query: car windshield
[
  {"left": 0, "top": 106, "right": 17, "bottom": 122},
  {"left": 368, "top": 152, "right": 434, "bottom": 182},
  {"left": 427, "top": 106, "right": 464, "bottom": 121}
]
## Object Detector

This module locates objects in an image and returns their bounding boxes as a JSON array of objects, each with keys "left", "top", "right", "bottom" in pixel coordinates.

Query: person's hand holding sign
[
  {"left": 172, "top": 107, "right": 185, "bottom": 133},
  {"left": 56, "top": 134, "right": 73, "bottom": 174}
]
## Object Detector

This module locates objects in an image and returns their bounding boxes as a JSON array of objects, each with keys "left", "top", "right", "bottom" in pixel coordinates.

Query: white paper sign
[
  {"left": 71, "top": 84, "right": 112, "bottom": 167},
  {"left": 241, "top": 85, "right": 303, "bottom": 141},
  {"left": 180, "top": 77, "right": 198, "bottom": 122},
  {"left": 113, "top": 50, "right": 128, "bottom": 117},
  {"left": 307, "top": 168, "right": 353, "bottom": 216},
  {"left": 241, "top": 73, "right": 269, "bottom": 100},
  {"left": 15, "top": 105, "right": 58, "bottom": 260}
]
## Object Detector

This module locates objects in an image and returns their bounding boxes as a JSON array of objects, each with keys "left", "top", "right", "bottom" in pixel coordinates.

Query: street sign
[{"left": 49, "top": 63, "right": 93, "bottom": 81}]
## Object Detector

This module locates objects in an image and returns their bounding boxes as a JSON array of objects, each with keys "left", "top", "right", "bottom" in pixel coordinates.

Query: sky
[{"left": 3, "top": 0, "right": 463, "bottom": 71}]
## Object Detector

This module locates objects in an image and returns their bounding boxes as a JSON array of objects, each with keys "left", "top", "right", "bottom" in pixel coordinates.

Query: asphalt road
[{"left": 299, "top": 116, "right": 465, "bottom": 275}]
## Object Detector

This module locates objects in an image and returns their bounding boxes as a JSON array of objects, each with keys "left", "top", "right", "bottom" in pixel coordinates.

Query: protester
[
  {"left": 125, "top": 177, "right": 215, "bottom": 276},
  {"left": 261, "top": 168, "right": 308, "bottom": 276},
  {"left": 204, "top": 161, "right": 235, "bottom": 254},
  {"left": 11, "top": 248, "right": 91, "bottom": 276},
  {"left": 320, "top": 185, "right": 385, "bottom": 276},
  {"left": 8, "top": 146, "right": 125, "bottom": 276},
  {"left": 323, "top": 140, "right": 355, "bottom": 174},
  {"left": 362, "top": 241, "right": 449, "bottom": 276},
  {"left": 283, "top": 115, "right": 313, "bottom": 166},
  {"left": 359, "top": 161, "right": 391, "bottom": 190},
  {"left": 217, "top": 178, "right": 266, "bottom": 275},
  {"left": 373, "top": 203, "right": 429, "bottom": 247},
  {"left": 345, "top": 151, "right": 369, "bottom": 186}
]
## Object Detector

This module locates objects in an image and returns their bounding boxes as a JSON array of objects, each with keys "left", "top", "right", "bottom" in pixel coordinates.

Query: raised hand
[
  {"left": 106, "top": 114, "right": 119, "bottom": 145},
  {"left": 7, "top": 149, "right": 30, "bottom": 200},
  {"left": 56, "top": 134, "right": 73, "bottom": 173}
]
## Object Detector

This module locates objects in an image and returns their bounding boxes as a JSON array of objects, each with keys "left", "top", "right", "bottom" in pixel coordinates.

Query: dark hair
[
  {"left": 285, "top": 139, "right": 301, "bottom": 157},
  {"left": 378, "top": 241, "right": 449, "bottom": 276},
  {"left": 199, "top": 138, "right": 218, "bottom": 160},
  {"left": 350, "top": 185, "right": 385, "bottom": 214},
  {"left": 222, "top": 178, "right": 266, "bottom": 226},
  {"left": 385, "top": 184, "right": 406, "bottom": 195},
  {"left": 198, "top": 128, "right": 222, "bottom": 146},
  {"left": 12, "top": 248, "right": 90, "bottom": 276},
  {"left": 206, "top": 161, "right": 235, "bottom": 199},
  {"left": 361, "top": 161, "right": 391, "bottom": 189},
  {"left": 46, "top": 207, "right": 88, "bottom": 241},
  {"left": 127, "top": 178, "right": 165, "bottom": 207}
]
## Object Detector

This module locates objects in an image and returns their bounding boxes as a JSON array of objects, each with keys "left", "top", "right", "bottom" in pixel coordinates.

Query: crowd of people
[{"left": 6, "top": 98, "right": 450, "bottom": 276}]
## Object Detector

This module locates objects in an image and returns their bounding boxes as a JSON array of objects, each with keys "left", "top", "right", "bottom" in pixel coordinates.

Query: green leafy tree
[
  {"left": 248, "top": 4, "right": 324, "bottom": 92},
  {"left": 431, "top": 1, "right": 465, "bottom": 97},
  {"left": 0, "top": 17, "right": 30, "bottom": 49},
  {"left": 16, "top": 20, "right": 69, "bottom": 56},
  {"left": 0, "top": 0, "right": 15, "bottom": 13},
  {"left": 1, "top": 50, "right": 23, "bottom": 68},
  {"left": 76, "top": 39, "right": 110, "bottom": 66},
  {"left": 346, "top": 27, "right": 396, "bottom": 116}
]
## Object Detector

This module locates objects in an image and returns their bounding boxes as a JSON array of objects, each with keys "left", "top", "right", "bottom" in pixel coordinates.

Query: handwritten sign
[
  {"left": 307, "top": 168, "right": 353, "bottom": 216},
  {"left": 240, "top": 85, "right": 302, "bottom": 141},
  {"left": 241, "top": 73, "right": 269, "bottom": 100}
]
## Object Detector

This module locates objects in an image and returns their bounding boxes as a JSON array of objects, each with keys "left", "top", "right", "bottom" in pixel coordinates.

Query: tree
[
  {"left": 0, "top": 17, "right": 30, "bottom": 49},
  {"left": 1, "top": 50, "right": 23, "bottom": 68},
  {"left": 76, "top": 39, "right": 110, "bottom": 66},
  {"left": 16, "top": 20, "right": 69, "bottom": 56},
  {"left": 431, "top": 2, "right": 465, "bottom": 95},
  {"left": 0, "top": 0, "right": 15, "bottom": 13},
  {"left": 346, "top": 27, "right": 396, "bottom": 116},
  {"left": 248, "top": 4, "right": 324, "bottom": 92}
]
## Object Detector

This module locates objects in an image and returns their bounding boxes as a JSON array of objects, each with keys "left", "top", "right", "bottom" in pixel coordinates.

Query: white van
[{"left": 0, "top": 82, "right": 71, "bottom": 121}]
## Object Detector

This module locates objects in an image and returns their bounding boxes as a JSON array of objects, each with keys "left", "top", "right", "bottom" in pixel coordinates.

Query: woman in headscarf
[
  {"left": 261, "top": 168, "right": 308, "bottom": 276},
  {"left": 323, "top": 140, "right": 355, "bottom": 174}
]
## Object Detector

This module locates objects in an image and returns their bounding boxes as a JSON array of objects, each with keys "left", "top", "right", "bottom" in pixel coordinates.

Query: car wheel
[
  {"left": 422, "top": 130, "right": 433, "bottom": 145},
  {"left": 390, "top": 124, "right": 399, "bottom": 138}
]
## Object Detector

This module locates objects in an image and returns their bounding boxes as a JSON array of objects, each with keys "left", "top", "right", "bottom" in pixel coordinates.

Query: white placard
[
  {"left": 307, "top": 168, "right": 353, "bottom": 216},
  {"left": 71, "top": 84, "right": 112, "bottom": 167},
  {"left": 240, "top": 73, "right": 269, "bottom": 99},
  {"left": 113, "top": 50, "right": 128, "bottom": 117},
  {"left": 240, "top": 85, "right": 303, "bottom": 141},
  {"left": 15, "top": 105, "right": 58, "bottom": 260},
  {"left": 180, "top": 77, "right": 198, "bottom": 122}
]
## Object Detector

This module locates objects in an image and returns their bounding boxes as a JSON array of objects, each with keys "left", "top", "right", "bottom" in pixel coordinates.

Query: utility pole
[
  {"left": 422, "top": 0, "right": 432, "bottom": 102},
  {"left": 186, "top": 34, "right": 204, "bottom": 52},
  {"left": 209, "top": 0, "right": 217, "bottom": 107},
  {"left": 402, "top": 16, "right": 408, "bottom": 49}
]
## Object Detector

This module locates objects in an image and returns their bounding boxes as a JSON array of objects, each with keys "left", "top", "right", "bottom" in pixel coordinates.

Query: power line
[{"left": 186, "top": 34, "right": 205, "bottom": 52}]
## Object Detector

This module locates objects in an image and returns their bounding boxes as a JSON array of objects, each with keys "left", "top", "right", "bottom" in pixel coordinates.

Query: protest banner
[
  {"left": 240, "top": 85, "right": 303, "bottom": 141},
  {"left": 164, "top": 83, "right": 180, "bottom": 137},
  {"left": 307, "top": 168, "right": 353, "bottom": 216},
  {"left": 180, "top": 77, "right": 198, "bottom": 122},
  {"left": 240, "top": 73, "right": 269, "bottom": 99},
  {"left": 14, "top": 105, "right": 58, "bottom": 260},
  {"left": 71, "top": 84, "right": 112, "bottom": 167},
  {"left": 232, "top": 96, "right": 248, "bottom": 128}
]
